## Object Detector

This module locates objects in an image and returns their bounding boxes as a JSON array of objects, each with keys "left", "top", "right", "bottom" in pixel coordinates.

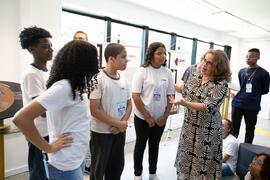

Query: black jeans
[
  {"left": 90, "top": 131, "right": 125, "bottom": 180},
  {"left": 231, "top": 106, "right": 258, "bottom": 144},
  {"left": 28, "top": 136, "right": 49, "bottom": 180},
  {"left": 133, "top": 115, "right": 165, "bottom": 176}
]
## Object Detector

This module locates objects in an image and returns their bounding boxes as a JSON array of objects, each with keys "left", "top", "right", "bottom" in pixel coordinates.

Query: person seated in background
[
  {"left": 222, "top": 119, "right": 239, "bottom": 177},
  {"left": 245, "top": 153, "right": 270, "bottom": 180}
]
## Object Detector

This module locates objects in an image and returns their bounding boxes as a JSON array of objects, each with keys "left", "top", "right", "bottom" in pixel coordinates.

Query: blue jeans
[
  {"left": 28, "top": 136, "right": 49, "bottom": 180},
  {"left": 48, "top": 163, "right": 84, "bottom": 180},
  {"left": 222, "top": 163, "right": 234, "bottom": 176}
]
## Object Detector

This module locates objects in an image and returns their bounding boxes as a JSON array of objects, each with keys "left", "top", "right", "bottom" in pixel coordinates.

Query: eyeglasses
[
  {"left": 202, "top": 58, "right": 213, "bottom": 66},
  {"left": 252, "top": 157, "right": 264, "bottom": 166}
]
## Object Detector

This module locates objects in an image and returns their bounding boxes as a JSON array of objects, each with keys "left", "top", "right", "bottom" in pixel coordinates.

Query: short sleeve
[
  {"left": 132, "top": 67, "right": 145, "bottom": 93},
  {"left": 23, "top": 73, "right": 44, "bottom": 98},
  {"left": 204, "top": 81, "right": 228, "bottom": 114},
  {"left": 90, "top": 74, "right": 103, "bottom": 100},
  {"left": 36, "top": 80, "right": 74, "bottom": 111}
]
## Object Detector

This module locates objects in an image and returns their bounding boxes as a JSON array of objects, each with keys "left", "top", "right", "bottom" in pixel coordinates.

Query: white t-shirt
[
  {"left": 132, "top": 66, "right": 175, "bottom": 120},
  {"left": 36, "top": 79, "right": 90, "bottom": 171},
  {"left": 21, "top": 65, "right": 48, "bottom": 137},
  {"left": 223, "top": 134, "right": 239, "bottom": 174},
  {"left": 90, "top": 71, "right": 130, "bottom": 133}
]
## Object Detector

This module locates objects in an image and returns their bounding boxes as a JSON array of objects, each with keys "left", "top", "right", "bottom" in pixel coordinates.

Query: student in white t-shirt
[
  {"left": 222, "top": 119, "right": 239, "bottom": 177},
  {"left": 13, "top": 40, "right": 99, "bottom": 180},
  {"left": 132, "top": 42, "right": 175, "bottom": 180},
  {"left": 90, "top": 43, "right": 132, "bottom": 180},
  {"left": 19, "top": 26, "right": 53, "bottom": 180}
]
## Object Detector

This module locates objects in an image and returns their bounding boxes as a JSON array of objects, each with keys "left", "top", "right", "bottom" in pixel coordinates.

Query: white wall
[
  {"left": 0, "top": 0, "right": 21, "bottom": 82},
  {"left": 1, "top": 0, "right": 270, "bottom": 177},
  {"left": 1, "top": 0, "right": 62, "bottom": 177}
]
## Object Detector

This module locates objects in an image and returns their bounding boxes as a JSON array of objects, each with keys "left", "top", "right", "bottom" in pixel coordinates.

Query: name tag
[
  {"left": 246, "top": 83, "right": 252, "bottom": 93},
  {"left": 153, "top": 87, "right": 161, "bottom": 101},
  {"left": 117, "top": 101, "right": 126, "bottom": 116}
]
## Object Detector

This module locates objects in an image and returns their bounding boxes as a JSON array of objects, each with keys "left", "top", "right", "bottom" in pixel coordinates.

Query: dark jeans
[
  {"left": 90, "top": 131, "right": 125, "bottom": 180},
  {"left": 28, "top": 136, "right": 49, "bottom": 180},
  {"left": 222, "top": 163, "right": 234, "bottom": 176},
  {"left": 133, "top": 115, "right": 165, "bottom": 176},
  {"left": 231, "top": 106, "right": 258, "bottom": 144}
]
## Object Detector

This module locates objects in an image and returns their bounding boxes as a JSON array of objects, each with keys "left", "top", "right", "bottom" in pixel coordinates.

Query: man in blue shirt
[{"left": 231, "top": 48, "right": 269, "bottom": 144}]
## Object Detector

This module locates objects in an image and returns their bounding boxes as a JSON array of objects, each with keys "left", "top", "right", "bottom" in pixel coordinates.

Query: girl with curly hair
[{"left": 13, "top": 40, "right": 99, "bottom": 180}]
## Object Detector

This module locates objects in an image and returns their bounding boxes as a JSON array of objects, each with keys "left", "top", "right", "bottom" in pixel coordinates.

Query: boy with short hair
[
  {"left": 19, "top": 26, "right": 53, "bottom": 180},
  {"left": 90, "top": 43, "right": 132, "bottom": 180},
  {"left": 231, "top": 48, "right": 269, "bottom": 144}
]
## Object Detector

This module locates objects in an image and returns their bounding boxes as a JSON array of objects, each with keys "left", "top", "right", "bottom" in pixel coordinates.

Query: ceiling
[{"left": 124, "top": 0, "right": 270, "bottom": 40}]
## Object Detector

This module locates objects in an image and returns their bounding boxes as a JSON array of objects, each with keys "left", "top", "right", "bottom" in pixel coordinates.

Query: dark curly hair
[
  {"left": 19, "top": 26, "right": 52, "bottom": 50},
  {"left": 142, "top": 42, "right": 167, "bottom": 67},
  {"left": 255, "top": 153, "right": 270, "bottom": 180},
  {"left": 47, "top": 40, "right": 99, "bottom": 100}
]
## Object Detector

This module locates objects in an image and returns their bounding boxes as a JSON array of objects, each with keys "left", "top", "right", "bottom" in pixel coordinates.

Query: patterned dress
[{"left": 175, "top": 73, "right": 228, "bottom": 180}]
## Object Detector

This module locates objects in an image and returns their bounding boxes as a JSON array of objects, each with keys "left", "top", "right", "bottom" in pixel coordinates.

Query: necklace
[{"left": 245, "top": 67, "right": 258, "bottom": 82}]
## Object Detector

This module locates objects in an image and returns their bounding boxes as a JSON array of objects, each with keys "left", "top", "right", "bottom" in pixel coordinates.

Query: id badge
[
  {"left": 117, "top": 101, "right": 126, "bottom": 116},
  {"left": 246, "top": 83, "right": 252, "bottom": 93},
  {"left": 153, "top": 87, "right": 161, "bottom": 101}
]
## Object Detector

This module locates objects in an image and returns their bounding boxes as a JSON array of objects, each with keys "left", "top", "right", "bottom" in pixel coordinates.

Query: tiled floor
[{"left": 5, "top": 117, "right": 270, "bottom": 180}]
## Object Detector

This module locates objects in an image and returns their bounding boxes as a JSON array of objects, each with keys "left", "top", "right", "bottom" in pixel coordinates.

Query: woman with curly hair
[
  {"left": 245, "top": 153, "right": 270, "bottom": 180},
  {"left": 13, "top": 40, "right": 99, "bottom": 180},
  {"left": 172, "top": 49, "right": 231, "bottom": 180}
]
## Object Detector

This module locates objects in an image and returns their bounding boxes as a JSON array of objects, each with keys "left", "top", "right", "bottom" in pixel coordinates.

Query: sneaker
[
  {"left": 149, "top": 174, "right": 159, "bottom": 180},
  {"left": 134, "top": 175, "right": 142, "bottom": 180}
]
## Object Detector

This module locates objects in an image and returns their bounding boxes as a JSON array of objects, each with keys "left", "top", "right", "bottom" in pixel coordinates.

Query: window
[
  {"left": 61, "top": 11, "right": 106, "bottom": 45},
  {"left": 111, "top": 23, "right": 142, "bottom": 46},
  {"left": 214, "top": 44, "right": 225, "bottom": 50},
  {"left": 196, "top": 41, "right": 210, "bottom": 63},
  {"left": 148, "top": 31, "right": 171, "bottom": 50}
]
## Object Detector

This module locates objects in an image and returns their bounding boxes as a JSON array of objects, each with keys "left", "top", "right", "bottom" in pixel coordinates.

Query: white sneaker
[
  {"left": 149, "top": 174, "right": 160, "bottom": 180},
  {"left": 134, "top": 175, "right": 142, "bottom": 180}
]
